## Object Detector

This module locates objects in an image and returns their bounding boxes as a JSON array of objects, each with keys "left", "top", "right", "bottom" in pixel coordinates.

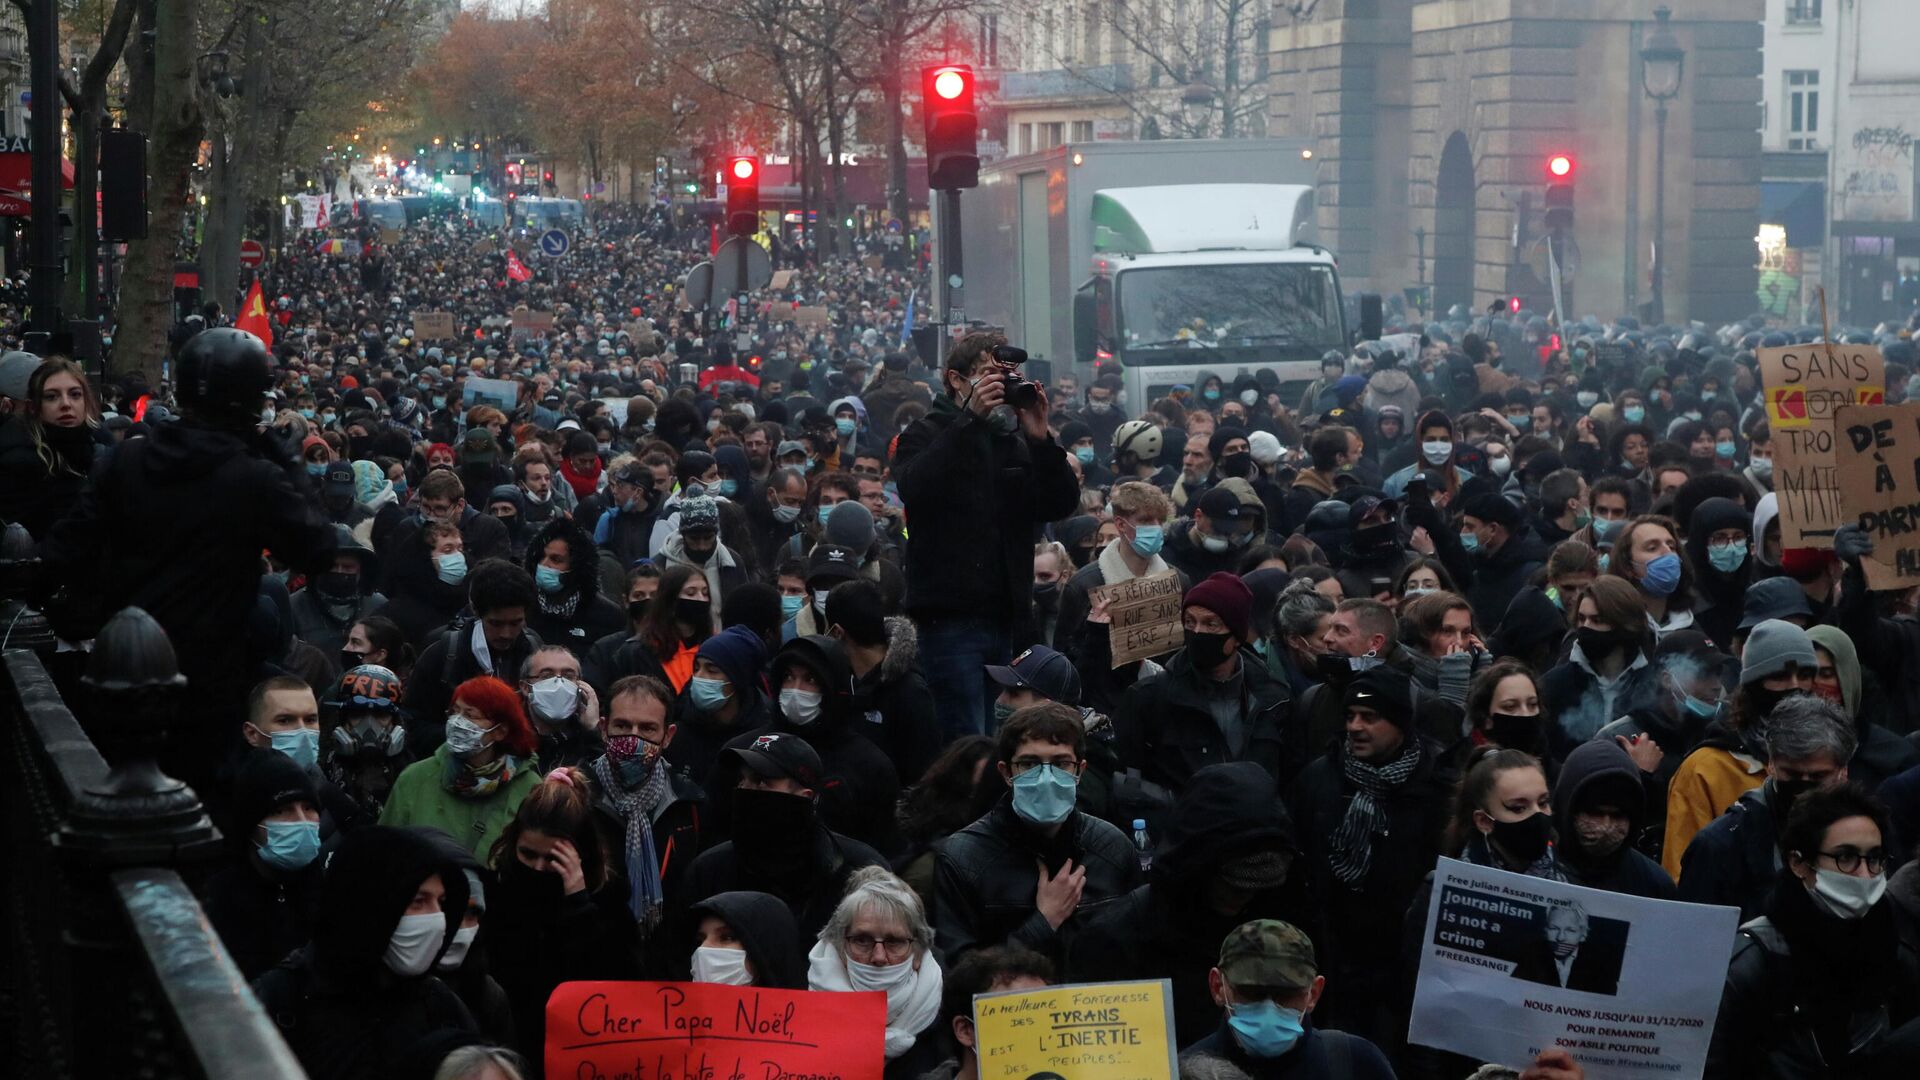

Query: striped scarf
[
  {"left": 591, "top": 754, "right": 669, "bottom": 930},
  {"left": 1328, "top": 738, "right": 1423, "bottom": 886}
]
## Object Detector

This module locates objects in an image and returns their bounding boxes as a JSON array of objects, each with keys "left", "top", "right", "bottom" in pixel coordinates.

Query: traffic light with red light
[
  {"left": 922, "top": 64, "right": 979, "bottom": 190},
  {"left": 1545, "top": 154, "right": 1574, "bottom": 231},
  {"left": 1509, "top": 296, "right": 1523, "bottom": 314},
  {"left": 726, "top": 156, "right": 760, "bottom": 236}
]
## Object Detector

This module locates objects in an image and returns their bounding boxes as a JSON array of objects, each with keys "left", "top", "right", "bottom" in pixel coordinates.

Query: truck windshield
[{"left": 1118, "top": 264, "right": 1343, "bottom": 353}]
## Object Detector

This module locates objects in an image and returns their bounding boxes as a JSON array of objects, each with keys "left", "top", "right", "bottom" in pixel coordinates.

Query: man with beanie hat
[
  {"left": 657, "top": 494, "right": 748, "bottom": 623},
  {"left": 1661, "top": 618, "right": 1820, "bottom": 878},
  {"left": 203, "top": 752, "right": 327, "bottom": 979},
  {"left": 1114, "top": 573, "right": 1296, "bottom": 797},
  {"left": 665, "top": 624, "right": 771, "bottom": 785},
  {"left": 1286, "top": 667, "right": 1451, "bottom": 1046},
  {"left": 252, "top": 826, "right": 476, "bottom": 1080},
  {"left": 1418, "top": 489, "right": 1549, "bottom": 629},
  {"left": 1058, "top": 419, "right": 1115, "bottom": 489}
]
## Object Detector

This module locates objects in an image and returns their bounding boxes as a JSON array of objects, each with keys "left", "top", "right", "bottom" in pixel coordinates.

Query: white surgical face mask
[
  {"left": 1488, "top": 455, "right": 1512, "bottom": 477},
  {"left": 385, "top": 911, "right": 446, "bottom": 977},
  {"left": 1807, "top": 868, "right": 1887, "bottom": 920},
  {"left": 436, "top": 924, "right": 480, "bottom": 971},
  {"left": 780, "top": 688, "right": 823, "bottom": 725},
  {"left": 528, "top": 676, "right": 579, "bottom": 724},
  {"left": 692, "top": 945, "right": 753, "bottom": 986},
  {"left": 847, "top": 956, "right": 916, "bottom": 993},
  {"left": 1422, "top": 440, "right": 1452, "bottom": 465},
  {"left": 813, "top": 588, "right": 831, "bottom": 611}
]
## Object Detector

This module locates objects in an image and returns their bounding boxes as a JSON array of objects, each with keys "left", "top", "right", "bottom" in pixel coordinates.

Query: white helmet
[{"left": 1111, "top": 419, "right": 1163, "bottom": 464}]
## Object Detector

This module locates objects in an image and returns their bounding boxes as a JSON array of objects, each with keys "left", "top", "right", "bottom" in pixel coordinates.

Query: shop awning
[{"left": 1760, "top": 181, "right": 1825, "bottom": 248}]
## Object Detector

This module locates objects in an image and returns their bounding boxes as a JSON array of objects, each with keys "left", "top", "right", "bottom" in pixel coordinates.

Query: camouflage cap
[{"left": 1217, "top": 920, "right": 1317, "bottom": 990}]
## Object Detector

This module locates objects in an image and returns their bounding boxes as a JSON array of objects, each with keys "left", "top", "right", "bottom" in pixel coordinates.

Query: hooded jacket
[
  {"left": 252, "top": 826, "right": 476, "bottom": 1080},
  {"left": 1551, "top": 740, "right": 1678, "bottom": 899},
  {"left": 848, "top": 616, "right": 942, "bottom": 785},
  {"left": 486, "top": 483, "right": 535, "bottom": 561},
  {"left": 522, "top": 517, "right": 627, "bottom": 651},
  {"left": 688, "top": 890, "right": 807, "bottom": 989},
  {"left": 371, "top": 527, "right": 476, "bottom": 651},
  {"left": 1686, "top": 497, "right": 1753, "bottom": 649},
  {"left": 1808, "top": 624, "right": 1920, "bottom": 792},
  {"left": 1114, "top": 646, "right": 1298, "bottom": 796},
  {"left": 202, "top": 752, "right": 327, "bottom": 980},
  {"left": 410, "top": 827, "right": 515, "bottom": 1045},
  {"left": 290, "top": 525, "right": 389, "bottom": 655},
  {"left": 1661, "top": 712, "right": 1769, "bottom": 881},
  {"left": 1364, "top": 364, "right": 1421, "bottom": 420},
  {"left": 1070, "top": 763, "right": 1316, "bottom": 1047},
  {"left": 720, "top": 635, "right": 902, "bottom": 855}
]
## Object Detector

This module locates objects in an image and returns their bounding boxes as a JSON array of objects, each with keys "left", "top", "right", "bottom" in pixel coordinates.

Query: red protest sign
[{"left": 546, "top": 981, "right": 887, "bottom": 1080}]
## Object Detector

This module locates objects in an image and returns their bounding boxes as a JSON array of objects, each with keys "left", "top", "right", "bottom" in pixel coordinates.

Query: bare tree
[{"left": 1040, "top": 0, "right": 1269, "bottom": 139}]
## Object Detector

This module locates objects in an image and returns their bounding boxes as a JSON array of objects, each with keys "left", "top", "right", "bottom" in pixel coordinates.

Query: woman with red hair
[{"left": 379, "top": 676, "right": 542, "bottom": 857}]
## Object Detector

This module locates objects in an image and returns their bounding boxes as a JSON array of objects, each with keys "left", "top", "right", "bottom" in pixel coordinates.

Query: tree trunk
[
  {"left": 826, "top": 88, "right": 848, "bottom": 257},
  {"left": 114, "top": 0, "right": 202, "bottom": 386},
  {"left": 885, "top": 21, "right": 908, "bottom": 226}
]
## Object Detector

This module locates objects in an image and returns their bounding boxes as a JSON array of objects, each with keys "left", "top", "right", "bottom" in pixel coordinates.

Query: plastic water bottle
[{"left": 1132, "top": 819, "right": 1152, "bottom": 873}]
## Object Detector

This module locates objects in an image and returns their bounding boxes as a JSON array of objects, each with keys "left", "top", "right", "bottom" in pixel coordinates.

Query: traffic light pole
[
  {"left": 933, "top": 187, "right": 964, "bottom": 345},
  {"left": 25, "top": 0, "right": 65, "bottom": 355}
]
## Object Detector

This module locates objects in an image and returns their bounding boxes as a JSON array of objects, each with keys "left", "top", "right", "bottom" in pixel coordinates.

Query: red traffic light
[
  {"left": 543, "top": 170, "right": 554, "bottom": 183},
  {"left": 1547, "top": 154, "right": 1573, "bottom": 179},
  {"left": 932, "top": 68, "right": 968, "bottom": 100},
  {"left": 731, "top": 157, "right": 757, "bottom": 181},
  {"left": 1508, "top": 296, "right": 1523, "bottom": 314}
]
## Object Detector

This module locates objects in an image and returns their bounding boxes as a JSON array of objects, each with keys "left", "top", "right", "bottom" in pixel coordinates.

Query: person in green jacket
[{"left": 381, "top": 674, "right": 541, "bottom": 858}]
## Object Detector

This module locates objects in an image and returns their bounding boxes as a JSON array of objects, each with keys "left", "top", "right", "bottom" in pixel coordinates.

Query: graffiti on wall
[{"left": 1838, "top": 124, "right": 1915, "bottom": 223}]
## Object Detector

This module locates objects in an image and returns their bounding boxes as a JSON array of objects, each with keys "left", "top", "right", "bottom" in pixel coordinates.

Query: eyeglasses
[
  {"left": 1816, "top": 848, "right": 1887, "bottom": 876},
  {"left": 844, "top": 933, "right": 915, "bottom": 961},
  {"left": 1009, "top": 757, "right": 1079, "bottom": 776}
]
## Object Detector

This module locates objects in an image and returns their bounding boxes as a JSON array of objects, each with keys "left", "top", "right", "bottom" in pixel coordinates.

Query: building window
[
  {"left": 1019, "top": 123, "right": 1034, "bottom": 155},
  {"left": 978, "top": 14, "right": 1000, "bottom": 68},
  {"left": 1786, "top": 70, "right": 1819, "bottom": 150},
  {"left": 1786, "top": 0, "right": 1821, "bottom": 25},
  {"left": 1071, "top": 120, "right": 1095, "bottom": 142},
  {"left": 1042, "top": 122, "right": 1064, "bottom": 149}
]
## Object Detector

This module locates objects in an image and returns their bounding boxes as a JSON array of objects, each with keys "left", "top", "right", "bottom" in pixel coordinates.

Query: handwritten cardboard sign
[
  {"left": 470, "top": 238, "right": 495, "bottom": 257},
  {"left": 413, "top": 311, "right": 456, "bottom": 341},
  {"left": 545, "top": 981, "right": 886, "bottom": 1080},
  {"left": 792, "top": 305, "right": 831, "bottom": 328},
  {"left": 1757, "top": 344, "right": 1885, "bottom": 546},
  {"left": 1090, "top": 571, "right": 1181, "bottom": 667},
  {"left": 769, "top": 269, "right": 796, "bottom": 291},
  {"left": 511, "top": 308, "right": 555, "bottom": 342},
  {"left": 972, "top": 979, "right": 1176, "bottom": 1080},
  {"left": 1835, "top": 403, "right": 1920, "bottom": 590}
]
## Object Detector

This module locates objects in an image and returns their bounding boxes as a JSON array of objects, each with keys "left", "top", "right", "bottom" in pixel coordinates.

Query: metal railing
[{"left": 0, "top": 590, "right": 308, "bottom": 1078}]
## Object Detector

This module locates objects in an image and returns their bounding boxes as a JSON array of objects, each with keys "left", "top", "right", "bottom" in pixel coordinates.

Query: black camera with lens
[{"left": 991, "top": 344, "right": 1040, "bottom": 409}]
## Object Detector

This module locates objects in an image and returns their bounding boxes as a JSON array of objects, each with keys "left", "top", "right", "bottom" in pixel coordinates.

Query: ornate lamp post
[{"left": 1641, "top": 6, "right": 1685, "bottom": 325}]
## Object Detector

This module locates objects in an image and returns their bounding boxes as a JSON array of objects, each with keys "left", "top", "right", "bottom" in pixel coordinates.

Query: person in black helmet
[{"left": 40, "top": 327, "right": 336, "bottom": 795}]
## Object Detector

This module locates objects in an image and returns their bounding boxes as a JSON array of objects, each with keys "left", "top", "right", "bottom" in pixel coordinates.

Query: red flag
[
  {"left": 236, "top": 280, "right": 274, "bottom": 349},
  {"left": 506, "top": 249, "right": 533, "bottom": 282}
]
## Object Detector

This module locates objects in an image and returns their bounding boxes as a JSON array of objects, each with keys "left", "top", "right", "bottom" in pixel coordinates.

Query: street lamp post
[
  {"left": 1180, "top": 82, "right": 1216, "bottom": 139},
  {"left": 1640, "top": 6, "right": 1685, "bottom": 326}
]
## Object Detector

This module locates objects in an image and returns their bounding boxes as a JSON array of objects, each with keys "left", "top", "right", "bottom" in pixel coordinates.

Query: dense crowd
[{"left": 1, "top": 200, "right": 1918, "bottom": 1080}]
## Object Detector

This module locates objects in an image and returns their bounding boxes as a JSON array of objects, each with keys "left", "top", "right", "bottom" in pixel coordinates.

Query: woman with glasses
[
  {"left": 1707, "top": 783, "right": 1916, "bottom": 1078},
  {"left": 807, "top": 866, "right": 944, "bottom": 1079}
]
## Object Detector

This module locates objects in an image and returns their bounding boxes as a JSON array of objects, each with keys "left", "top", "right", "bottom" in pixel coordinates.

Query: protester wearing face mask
[
  {"left": 1539, "top": 577, "right": 1662, "bottom": 752},
  {"left": 781, "top": 544, "right": 860, "bottom": 641},
  {"left": 1181, "top": 920, "right": 1396, "bottom": 1078},
  {"left": 1165, "top": 486, "right": 1257, "bottom": 584},
  {"left": 807, "top": 867, "right": 945, "bottom": 1076},
  {"left": 412, "top": 829, "right": 516, "bottom": 1046},
  {"left": 1684, "top": 498, "right": 1753, "bottom": 649},
  {"left": 517, "top": 645, "right": 603, "bottom": 771},
  {"left": 323, "top": 663, "right": 416, "bottom": 816},
  {"left": 656, "top": 496, "right": 748, "bottom": 624},
  {"left": 203, "top": 752, "right": 327, "bottom": 980},
  {"left": 1592, "top": 632, "right": 1730, "bottom": 863},
  {"left": 1053, "top": 482, "right": 1184, "bottom": 709},
  {"left": 1552, "top": 739, "right": 1678, "bottom": 898},
  {"left": 402, "top": 561, "right": 543, "bottom": 756},
  {"left": 687, "top": 890, "right": 807, "bottom": 989},
  {"left": 1679, "top": 696, "right": 1856, "bottom": 921},
  {"left": 286, "top": 527, "right": 388, "bottom": 656},
  {"left": 520, "top": 517, "right": 626, "bottom": 650},
  {"left": 679, "top": 732, "right": 887, "bottom": 944},
  {"left": 381, "top": 676, "right": 542, "bottom": 859},
  {"left": 716, "top": 634, "right": 900, "bottom": 856},
  {"left": 584, "top": 675, "right": 706, "bottom": 933},
  {"left": 252, "top": 826, "right": 475, "bottom": 1080},
  {"left": 1383, "top": 410, "right": 1474, "bottom": 500},
  {"left": 934, "top": 704, "right": 1138, "bottom": 967},
  {"left": 1708, "top": 784, "right": 1909, "bottom": 1078}
]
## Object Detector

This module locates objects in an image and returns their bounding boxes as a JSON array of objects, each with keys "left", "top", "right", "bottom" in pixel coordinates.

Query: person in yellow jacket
[{"left": 1661, "top": 619, "right": 1818, "bottom": 879}]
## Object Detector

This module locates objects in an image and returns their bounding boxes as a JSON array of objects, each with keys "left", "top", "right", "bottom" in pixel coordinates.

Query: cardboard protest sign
[
  {"left": 1758, "top": 344, "right": 1885, "bottom": 546},
  {"left": 770, "top": 269, "right": 796, "bottom": 290},
  {"left": 1835, "top": 403, "right": 1920, "bottom": 590},
  {"left": 793, "top": 305, "right": 832, "bottom": 328},
  {"left": 546, "top": 981, "right": 886, "bottom": 1080},
  {"left": 972, "top": 980, "right": 1176, "bottom": 1080},
  {"left": 1090, "top": 571, "right": 1181, "bottom": 667},
  {"left": 1409, "top": 858, "right": 1737, "bottom": 1080},
  {"left": 413, "top": 311, "right": 456, "bottom": 341},
  {"left": 862, "top": 255, "right": 884, "bottom": 270},
  {"left": 463, "top": 376, "right": 519, "bottom": 411},
  {"left": 470, "top": 238, "right": 495, "bottom": 257},
  {"left": 379, "top": 226, "right": 402, "bottom": 246},
  {"left": 511, "top": 309, "right": 555, "bottom": 342}
]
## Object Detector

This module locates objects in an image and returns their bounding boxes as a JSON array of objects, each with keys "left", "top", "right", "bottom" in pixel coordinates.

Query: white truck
[{"left": 952, "top": 139, "right": 1378, "bottom": 409}]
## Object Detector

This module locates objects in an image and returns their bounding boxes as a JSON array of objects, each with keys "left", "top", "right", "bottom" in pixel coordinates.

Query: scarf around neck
[
  {"left": 591, "top": 753, "right": 670, "bottom": 929},
  {"left": 1328, "top": 738, "right": 1423, "bottom": 886},
  {"left": 443, "top": 752, "right": 523, "bottom": 798}
]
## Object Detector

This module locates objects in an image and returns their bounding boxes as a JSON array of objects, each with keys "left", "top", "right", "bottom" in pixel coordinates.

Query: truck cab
[{"left": 1071, "top": 184, "right": 1353, "bottom": 410}]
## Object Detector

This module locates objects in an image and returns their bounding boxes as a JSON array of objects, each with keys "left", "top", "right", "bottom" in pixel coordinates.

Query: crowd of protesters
[{"left": 1, "top": 198, "right": 1917, "bottom": 1080}]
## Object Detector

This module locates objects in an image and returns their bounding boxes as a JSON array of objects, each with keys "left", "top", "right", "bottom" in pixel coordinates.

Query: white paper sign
[{"left": 1408, "top": 858, "right": 1738, "bottom": 1080}]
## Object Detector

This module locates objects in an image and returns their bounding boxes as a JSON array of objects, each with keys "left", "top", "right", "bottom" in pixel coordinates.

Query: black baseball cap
[
  {"left": 1197, "top": 486, "right": 1248, "bottom": 522},
  {"left": 722, "top": 732, "right": 823, "bottom": 790},
  {"left": 985, "top": 645, "right": 1082, "bottom": 704}
]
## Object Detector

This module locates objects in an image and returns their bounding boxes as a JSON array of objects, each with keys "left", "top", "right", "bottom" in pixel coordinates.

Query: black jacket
[
  {"left": 403, "top": 616, "right": 545, "bottom": 757},
  {"left": 1114, "top": 648, "right": 1299, "bottom": 796},
  {"left": 522, "top": 516, "right": 627, "bottom": 654},
  {"left": 933, "top": 796, "right": 1140, "bottom": 968},
  {"left": 1677, "top": 783, "right": 1781, "bottom": 921},
  {"left": 588, "top": 758, "right": 707, "bottom": 931},
  {"left": 0, "top": 417, "right": 94, "bottom": 540},
  {"left": 1551, "top": 738, "right": 1681, "bottom": 900},
  {"left": 1419, "top": 510, "right": 1552, "bottom": 631},
  {"left": 202, "top": 856, "right": 325, "bottom": 981},
  {"left": 1161, "top": 517, "right": 1243, "bottom": 585},
  {"left": 848, "top": 616, "right": 943, "bottom": 786},
  {"left": 893, "top": 394, "right": 1080, "bottom": 624},
  {"left": 370, "top": 526, "right": 472, "bottom": 651},
  {"left": 252, "top": 827, "right": 476, "bottom": 1080},
  {"left": 485, "top": 861, "right": 640, "bottom": 1065},
  {"left": 1069, "top": 762, "right": 1316, "bottom": 1048},
  {"left": 678, "top": 824, "right": 887, "bottom": 944}
]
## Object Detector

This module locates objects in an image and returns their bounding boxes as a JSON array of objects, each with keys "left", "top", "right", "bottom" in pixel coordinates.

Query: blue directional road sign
[{"left": 538, "top": 228, "right": 570, "bottom": 258}]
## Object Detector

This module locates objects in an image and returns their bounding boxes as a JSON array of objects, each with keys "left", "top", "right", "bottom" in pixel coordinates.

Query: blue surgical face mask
[
  {"left": 535, "top": 564, "right": 566, "bottom": 593},
  {"left": 1707, "top": 539, "right": 1748, "bottom": 573},
  {"left": 1592, "top": 518, "right": 1622, "bottom": 545},
  {"left": 781, "top": 594, "right": 806, "bottom": 619},
  {"left": 260, "top": 726, "right": 320, "bottom": 772},
  {"left": 717, "top": 478, "right": 739, "bottom": 498},
  {"left": 1458, "top": 530, "right": 1481, "bottom": 553},
  {"left": 835, "top": 417, "right": 856, "bottom": 437},
  {"left": 1623, "top": 405, "right": 1646, "bottom": 424},
  {"left": 1074, "top": 446, "right": 1097, "bottom": 466},
  {"left": 1227, "top": 1000, "right": 1307, "bottom": 1058},
  {"left": 306, "top": 462, "right": 327, "bottom": 477},
  {"left": 1576, "top": 391, "right": 1599, "bottom": 408},
  {"left": 435, "top": 552, "right": 468, "bottom": 584},
  {"left": 1638, "top": 552, "right": 1682, "bottom": 597},
  {"left": 1010, "top": 764, "right": 1078, "bottom": 826},
  {"left": 299, "top": 408, "right": 316, "bottom": 420},
  {"left": 817, "top": 505, "right": 833, "bottom": 527},
  {"left": 1129, "top": 524, "right": 1165, "bottom": 557},
  {"left": 257, "top": 819, "right": 322, "bottom": 872},
  {"left": 1676, "top": 685, "right": 1723, "bottom": 721},
  {"left": 1203, "top": 388, "right": 1222, "bottom": 401},
  {"left": 1715, "top": 440, "right": 1736, "bottom": 459},
  {"left": 688, "top": 675, "right": 731, "bottom": 712}
]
